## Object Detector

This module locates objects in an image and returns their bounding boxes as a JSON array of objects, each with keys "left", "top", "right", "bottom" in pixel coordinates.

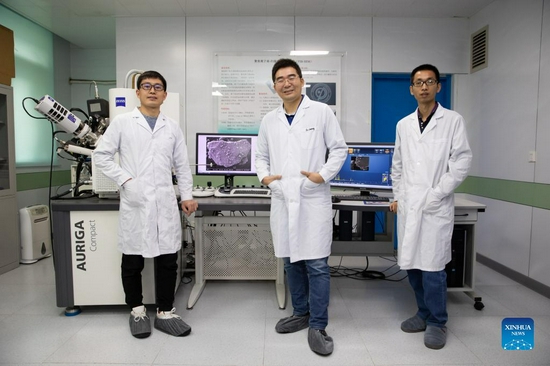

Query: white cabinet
[{"left": 0, "top": 84, "right": 19, "bottom": 274}]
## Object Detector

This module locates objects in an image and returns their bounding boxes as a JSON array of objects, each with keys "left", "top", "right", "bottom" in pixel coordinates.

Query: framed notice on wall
[{"left": 214, "top": 53, "right": 342, "bottom": 134}]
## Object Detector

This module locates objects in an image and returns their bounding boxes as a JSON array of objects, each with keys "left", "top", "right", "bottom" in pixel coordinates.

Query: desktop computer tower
[
  {"left": 446, "top": 226, "right": 467, "bottom": 288},
  {"left": 338, "top": 210, "right": 353, "bottom": 241},
  {"left": 357, "top": 211, "right": 375, "bottom": 241}
]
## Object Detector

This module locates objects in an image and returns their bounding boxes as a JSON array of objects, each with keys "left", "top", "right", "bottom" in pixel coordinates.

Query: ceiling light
[{"left": 290, "top": 51, "right": 329, "bottom": 56}]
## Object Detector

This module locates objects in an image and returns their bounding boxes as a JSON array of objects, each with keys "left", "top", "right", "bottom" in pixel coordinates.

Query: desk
[
  {"left": 191, "top": 196, "right": 486, "bottom": 310},
  {"left": 331, "top": 200, "right": 394, "bottom": 256},
  {"left": 449, "top": 196, "right": 486, "bottom": 309},
  {"left": 188, "top": 197, "right": 284, "bottom": 309},
  {"left": 189, "top": 197, "right": 395, "bottom": 310}
]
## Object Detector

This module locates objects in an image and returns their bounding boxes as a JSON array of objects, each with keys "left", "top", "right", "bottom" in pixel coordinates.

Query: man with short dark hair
[
  {"left": 256, "top": 58, "right": 348, "bottom": 356},
  {"left": 94, "top": 70, "right": 197, "bottom": 338},
  {"left": 390, "top": 64, "right": 472, "bottom": 349}
]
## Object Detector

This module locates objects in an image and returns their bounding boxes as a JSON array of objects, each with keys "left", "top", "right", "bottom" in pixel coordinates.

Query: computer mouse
[{"left": 331, "top": 196, "right": 341, "bottom": 203}]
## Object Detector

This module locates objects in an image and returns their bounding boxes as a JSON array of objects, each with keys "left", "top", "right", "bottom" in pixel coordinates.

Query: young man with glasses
[
  {"left": 94, "top": 70, "right": 198, "bottom": 338},
  {"left": 389, "top": 64, "right": 472, "bottom": 349},
  {"left": 255, "top": 58, "right": 348, "bottom": 356}
]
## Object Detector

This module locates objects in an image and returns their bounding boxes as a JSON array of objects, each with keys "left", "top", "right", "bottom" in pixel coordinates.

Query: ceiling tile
[
  {"left": 0, "top": 0, "right": 497, "bottom": 49},
  {"left": 237, "top": 0, "right": 267, "bottom": 16}
]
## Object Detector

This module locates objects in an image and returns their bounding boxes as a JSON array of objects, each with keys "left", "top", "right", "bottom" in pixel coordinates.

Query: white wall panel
[
  {"left": 115, "top": 17, "right": 186, "bottom": 131},
  {"left": 372, "top": 17, "right": 470, "bottom": 74},
  {"left": 535, "top": 1, "right": 550, "bottom": 184},
  {"left": 296, "top": 17, "right": 371, "bottom": 142},
  {"left": 465, "top": 0, "right": 543, "bottom": 181},
  {"left": 474, "top": 196, "right": 532, "bottom": 276},
  {"left": 530, "top": 207, "right": 550, "bottom": 287},
  {"left": 452, "top": 75, "right": 477, "bottom": 164}
]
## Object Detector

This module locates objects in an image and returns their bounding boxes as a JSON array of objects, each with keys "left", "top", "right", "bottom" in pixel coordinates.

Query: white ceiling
[{"left": 0, "top": 0, "right": 495, "bottom": 49}]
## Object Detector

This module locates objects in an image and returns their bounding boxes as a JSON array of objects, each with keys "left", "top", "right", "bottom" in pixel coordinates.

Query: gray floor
[{"left": 1, "top": 255, "right": 550, "bottom": 366}]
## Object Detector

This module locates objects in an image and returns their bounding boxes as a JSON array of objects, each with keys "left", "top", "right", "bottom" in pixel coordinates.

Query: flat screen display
[
  {"left": 195, "top": 133, "right": 257, "bottom": 178},
  {"left": 330, "top": 142, "right": 394, "bottom": 192}
]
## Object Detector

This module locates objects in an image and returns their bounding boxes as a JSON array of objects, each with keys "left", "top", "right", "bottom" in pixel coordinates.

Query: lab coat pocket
[
  {"left": 121, "top": 179, "right": 143, "bottom": 207},
  {"left": 268, "top": 180, "right": 285, "bottom": 200},
  {"left": 301, "top": 178, "right": 322, "bottom": 197},
  {"left": 427, "top": 138, "right": 449, "bottom": 161},
  {"left": 299, "top": 127, "right": 320, "bottom": 150},
  {"left": 422, "top": 191, "right": 441, "bottom": 214},
  {"left": 158, "top": 135, "right": 175, "bottom": 157}
]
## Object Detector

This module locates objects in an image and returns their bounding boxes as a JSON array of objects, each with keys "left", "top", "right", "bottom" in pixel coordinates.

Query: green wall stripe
[
  {"left": 17, "top": 172, "right": 550, "bottom": 210},
  {"left": 456, "top": 176, "right": 550, "bottom": 210},
  {"left": 17, "top": 170, "right": 71, "bottom": 191},
  {"left": 15, "top": 171, "right": 262, "bottom": 192}
]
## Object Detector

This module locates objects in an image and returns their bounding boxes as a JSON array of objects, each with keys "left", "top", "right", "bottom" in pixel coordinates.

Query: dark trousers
[{"left": 121, "top": 252, "right": 178, "bottom": 312}]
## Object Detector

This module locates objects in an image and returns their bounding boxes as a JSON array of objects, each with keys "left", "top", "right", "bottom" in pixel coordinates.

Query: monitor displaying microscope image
[{"left": 195, "top": 133, "right": 257, "bottom": 187}]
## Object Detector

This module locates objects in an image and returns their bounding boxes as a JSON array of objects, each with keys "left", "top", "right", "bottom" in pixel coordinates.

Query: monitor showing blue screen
[{"left": 330, "top": 142, "right": 394, "bottom": 193}]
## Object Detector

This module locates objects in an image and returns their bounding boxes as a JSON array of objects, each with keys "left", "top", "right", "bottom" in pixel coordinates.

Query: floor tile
[{"left": 1, "top": 256, "right": 549, "bottom": 365}]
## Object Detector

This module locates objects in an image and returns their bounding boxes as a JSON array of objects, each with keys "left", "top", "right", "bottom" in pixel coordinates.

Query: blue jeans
[
  {"left": 407, "top": 269, "right": 448, "bottom": 328},
  {"left": 283, "top": 257, "right": 330, "bottom": 330}
]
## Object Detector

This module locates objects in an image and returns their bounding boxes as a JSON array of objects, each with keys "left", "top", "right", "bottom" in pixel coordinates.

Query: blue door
[{"left": 372, "top": 73, "right": 451, "bottom": 143}]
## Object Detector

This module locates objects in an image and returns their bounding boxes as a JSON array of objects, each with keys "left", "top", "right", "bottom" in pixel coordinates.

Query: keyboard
[
  {"left": 332, "top": 194, "right": 390, "bottom": 202},
  {"left": 214, "top": 187, "right": 271, "bottom": 198}
]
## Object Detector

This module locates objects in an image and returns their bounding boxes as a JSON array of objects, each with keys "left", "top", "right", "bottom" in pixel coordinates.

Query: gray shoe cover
[
  {"left": 154, "top": 316, "right": 191, "bottom": 337},
  {"left": 129, "top": 312, "right": 151, "bottom": 338},
  {"left": 308, "top": 328, "right": 334, "bottom": 356},
  {"left": 424, "top": 325, "right": 447, "bottom": 350},
  {"left": 401, "top": 315, "right": 427, "bottom": 333},
  {"left": 275, "top": 314, "right": 310, "bottom": 333}
]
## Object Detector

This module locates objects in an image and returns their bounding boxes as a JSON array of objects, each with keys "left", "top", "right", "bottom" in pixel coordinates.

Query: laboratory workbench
[{"left": 50, "top": 195, "right": 486, "bottom": 312}]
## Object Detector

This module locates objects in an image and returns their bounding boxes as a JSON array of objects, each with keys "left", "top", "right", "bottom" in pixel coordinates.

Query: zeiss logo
[
  {"left": 115, "top": 97, "right": 126, "bottom": 107},
  {"left": 502, "top": 318, "right": 534, "bottom": 350}
]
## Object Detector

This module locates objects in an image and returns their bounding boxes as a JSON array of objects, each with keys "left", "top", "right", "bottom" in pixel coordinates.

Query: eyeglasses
[
  {"left": 275, "top": 74, "right": 300, "bottom": 85},
  {"left": 140, "top": 83, "right": 165, "bottom": 92},
  {"left": 411, "top": 79, "right": 438, "bottom": 87}
]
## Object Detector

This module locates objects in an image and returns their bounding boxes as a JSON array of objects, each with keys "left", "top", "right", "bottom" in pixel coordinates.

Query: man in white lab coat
[
  {"left": 93, "top": 71, "right": 198, "bottom": 339},
  {"left": 256, "top": 58, "right": 348, "bottom": 356},
  {"left": 390, "top": 64, "right": 472, "bottom": 350}
]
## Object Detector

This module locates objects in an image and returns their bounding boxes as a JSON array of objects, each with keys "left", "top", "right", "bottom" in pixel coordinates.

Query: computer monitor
[
  {"left": 195, "top": 132, "right": 258, "bottom": 188},
  {"left": 330, "top": 142, "right": 394, "bottom": 195}
]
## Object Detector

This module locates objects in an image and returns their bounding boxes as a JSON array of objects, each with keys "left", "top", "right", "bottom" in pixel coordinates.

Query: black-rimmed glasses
[
  {"left": 411, "top": 79, "right": 438, "bottom": 88},
  {"left": 140, "top": 83, "right": 165, "bottom": 92}
]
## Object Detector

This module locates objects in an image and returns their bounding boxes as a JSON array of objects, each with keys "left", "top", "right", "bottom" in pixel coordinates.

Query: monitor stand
[{"left": 222, "top": 175, "right": 234, "bottom": 192}]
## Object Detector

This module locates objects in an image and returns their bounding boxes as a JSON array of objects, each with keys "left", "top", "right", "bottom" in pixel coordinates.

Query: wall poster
[{"left": 214, "top": 53, "right": 342, "bottom": 134}]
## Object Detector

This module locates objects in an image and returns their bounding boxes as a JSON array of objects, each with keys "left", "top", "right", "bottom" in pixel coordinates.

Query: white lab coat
[
  {"left": 256, "top": 95, "right": 348, "bottom": 263},
  {"left": 93, "top": 108, "right": 193, "bottom": 258},
  {"left": 391, "top": 105, "right": 472, "bottom": 271}
]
